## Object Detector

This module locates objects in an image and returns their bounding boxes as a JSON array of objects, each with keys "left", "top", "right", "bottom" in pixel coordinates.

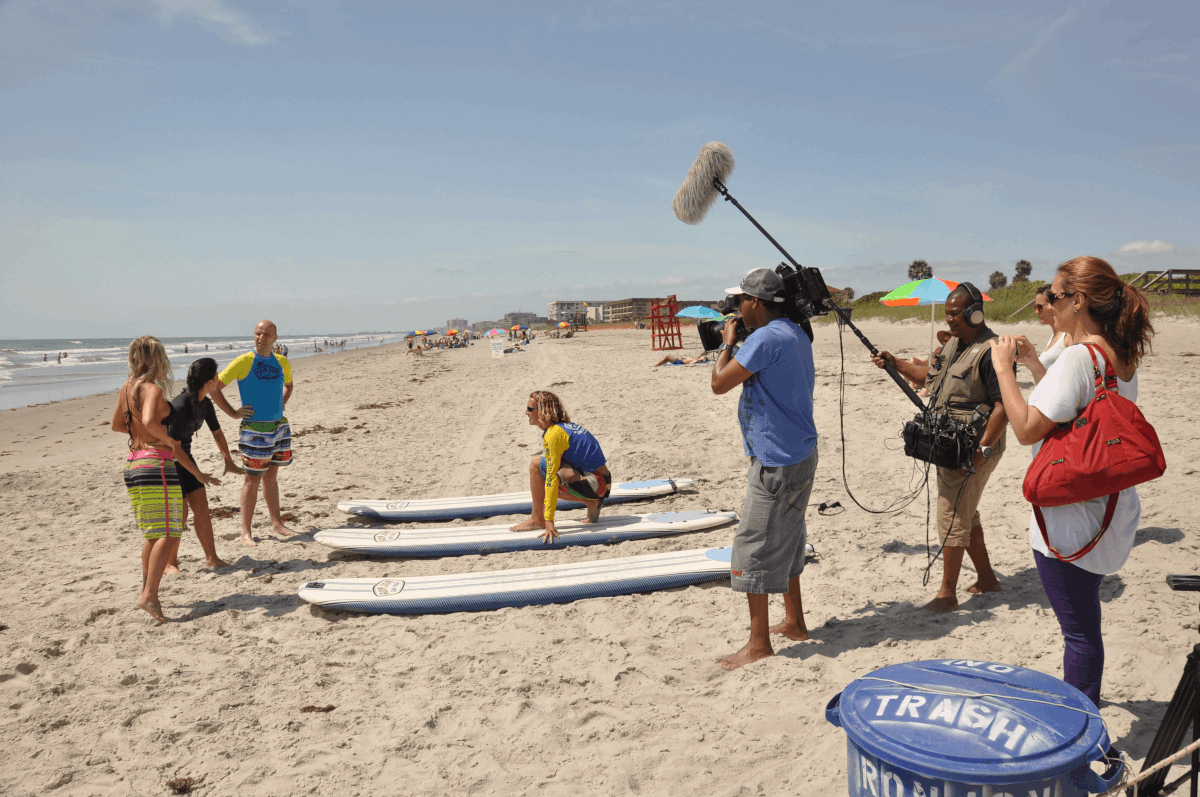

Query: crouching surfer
[{"left": 509, "top": 390, "right": 611, "bottom": 544}]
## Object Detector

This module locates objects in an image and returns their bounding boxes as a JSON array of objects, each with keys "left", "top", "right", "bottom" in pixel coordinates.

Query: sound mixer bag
[{"left": 1023, "top": 343, "right": 1166, "bottom": 562}]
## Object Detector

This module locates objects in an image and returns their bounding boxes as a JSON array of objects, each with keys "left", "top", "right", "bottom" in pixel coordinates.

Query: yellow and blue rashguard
[
  {"left": 219, "top": 351, "right": 292, "bottom": 422},
  {"left": 540, "top": 422, "right": 607, "bottom": 521}
]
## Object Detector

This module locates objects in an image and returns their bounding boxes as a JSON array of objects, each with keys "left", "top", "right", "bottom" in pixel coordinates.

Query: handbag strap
[
  {"left": 1034, "top": 494, "right": 1119, "bottom": 563},
  {"left": 1082, "top": 342, "right": 1119, "bottom": 394}
]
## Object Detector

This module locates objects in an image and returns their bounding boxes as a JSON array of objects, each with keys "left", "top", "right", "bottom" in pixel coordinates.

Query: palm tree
[
  {"left": 1013, "top": 259, "right": 1032, "bottom": 284},
  {"left": 908, "top": 260, "right": 932, "bottom": 281},
  {"left": 988, "top": 270, "right": 1008, "bottom": 291}
]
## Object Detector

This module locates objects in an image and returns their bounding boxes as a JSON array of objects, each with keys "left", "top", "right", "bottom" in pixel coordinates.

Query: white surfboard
[
  {"left": 337, "top": 478, "right": 694, "bottom": 521},
  {"left": 314, "top": 510, "right": 738, "bottom": 557},
  {"left": 298, "top": 546, "right": 734, "bottom": 615}
]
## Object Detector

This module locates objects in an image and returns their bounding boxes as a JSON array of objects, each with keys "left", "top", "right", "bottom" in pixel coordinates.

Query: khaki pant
[{"left": 936, "top": 449, "right": 1002, "bottom": 546}]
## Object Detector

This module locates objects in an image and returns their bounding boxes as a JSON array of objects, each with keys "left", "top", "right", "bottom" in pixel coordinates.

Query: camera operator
[
  {"left": 871, "top": 284, "right": 1010, "bottom": 613},
  {"left": 711, "top": 268, "right": 818, "bottom": 670}
]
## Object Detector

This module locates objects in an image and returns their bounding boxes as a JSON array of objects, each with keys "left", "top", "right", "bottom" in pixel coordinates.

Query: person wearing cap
[{"left": 711, "top": 267, "right": 819, "bottom": 670}]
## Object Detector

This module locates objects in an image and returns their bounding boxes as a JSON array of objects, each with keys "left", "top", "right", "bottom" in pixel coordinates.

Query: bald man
[{"left": 211, "top": 320, "right": 296, "bottom": 545}]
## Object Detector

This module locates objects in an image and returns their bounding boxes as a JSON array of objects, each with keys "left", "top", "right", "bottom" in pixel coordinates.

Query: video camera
[{"left": 696, "top": 262, "right": 829, "bottom": 352}]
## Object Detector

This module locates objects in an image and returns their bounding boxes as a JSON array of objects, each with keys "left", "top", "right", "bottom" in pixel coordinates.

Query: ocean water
[{"left": 0, "top": 333, "right": 408, "bottom": 411}]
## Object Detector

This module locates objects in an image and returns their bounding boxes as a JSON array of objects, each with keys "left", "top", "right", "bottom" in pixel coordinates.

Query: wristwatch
[
  {"left": 717, "top": 343, "right": 731, "bottom": 353},
  {"left": 979, "top": 445, "right": 994, "bottom": 458}
]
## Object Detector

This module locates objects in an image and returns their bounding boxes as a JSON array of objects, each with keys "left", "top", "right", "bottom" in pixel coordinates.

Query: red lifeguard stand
[{"left": 650, "top": 295, "right": 682, "bottom": 351}]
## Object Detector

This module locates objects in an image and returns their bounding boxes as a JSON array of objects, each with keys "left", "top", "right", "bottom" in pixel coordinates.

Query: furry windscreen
[{"left": 672, "top": 142, "right": 734, "bottom": 225}]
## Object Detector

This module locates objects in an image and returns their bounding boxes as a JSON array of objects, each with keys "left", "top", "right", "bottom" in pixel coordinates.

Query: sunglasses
[
  {"left": 1049, "top": 291, "right": 1076, "bottom": 303},
  {"left": 1034, "top": 304, "right": 1048, "bottom": 311},
  {"left": 526, "top": 405, "right": 536, "bottom": 413}
]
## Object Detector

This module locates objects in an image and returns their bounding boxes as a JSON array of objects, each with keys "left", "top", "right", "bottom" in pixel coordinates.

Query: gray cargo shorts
[{"left": 731, "top": 449, "right": 818, "bottom": 594}]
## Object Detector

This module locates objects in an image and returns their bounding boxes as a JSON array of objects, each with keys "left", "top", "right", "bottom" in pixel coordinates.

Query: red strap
[{"left": 1034, "top": 493, "right": 1120, "bottom": 563}]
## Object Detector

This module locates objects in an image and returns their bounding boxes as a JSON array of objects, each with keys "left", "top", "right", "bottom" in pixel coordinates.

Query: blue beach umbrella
[{"left": 675, "top": 305, "right": 723, "bottom": 319}]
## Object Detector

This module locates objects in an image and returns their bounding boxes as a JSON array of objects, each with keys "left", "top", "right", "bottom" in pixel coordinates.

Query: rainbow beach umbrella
[
  {"left": 879, "top": 277, "right": 992, "bottom": 359},
  {"left": 879, "top": 278, "right": 992, "bottom": 307},
  {"left": 444, "top": 329, "right": 460, "bottom": 336},
  {"left": 555, "top": 321, "right": 572, "bottom": 328},
  {"left": 484, "top": 328, "right": 504, "bottom": 336}
]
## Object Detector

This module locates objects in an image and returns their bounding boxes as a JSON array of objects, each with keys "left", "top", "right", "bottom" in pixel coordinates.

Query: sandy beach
[{"left": 1, "top": 320, "right": 1198, "bottom": 795}]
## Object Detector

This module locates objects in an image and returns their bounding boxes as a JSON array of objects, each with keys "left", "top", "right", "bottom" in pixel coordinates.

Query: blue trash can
[{"left": 825, "top": 659, "right": 1124, "bottom": 797}]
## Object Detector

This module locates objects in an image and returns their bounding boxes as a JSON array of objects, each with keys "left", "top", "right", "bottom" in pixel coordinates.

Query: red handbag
[{"left": 1023, "top": 343, "right": 1166, "bottom": 562}]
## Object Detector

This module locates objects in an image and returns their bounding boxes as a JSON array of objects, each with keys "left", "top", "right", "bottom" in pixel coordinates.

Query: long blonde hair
[
  {"left": 127, "top": 336, "right": 174, "bottom": 407},
  {"left": 529, "top": 390, "right": 570, "bottom": 425}
]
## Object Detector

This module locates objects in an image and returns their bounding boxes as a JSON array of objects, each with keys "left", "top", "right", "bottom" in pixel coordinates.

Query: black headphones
[{"left": 960, "top": 282, "right": 985, "bottom": 328}]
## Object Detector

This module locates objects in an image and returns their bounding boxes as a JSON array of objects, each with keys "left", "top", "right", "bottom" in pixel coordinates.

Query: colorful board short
[
  {"left": 123, "top": 449, "right": 184, "bottom": 540},
  {"left": 238, "top": 418, "right": 293, "bottom": 474},
  {"left": 539, "top": 458, "right": 610, "bottom": 502}
]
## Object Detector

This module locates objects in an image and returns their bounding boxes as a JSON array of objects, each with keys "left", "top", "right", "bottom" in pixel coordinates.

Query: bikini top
[{"left": 125, "top": 381, "right": 177, "bottom": 451}]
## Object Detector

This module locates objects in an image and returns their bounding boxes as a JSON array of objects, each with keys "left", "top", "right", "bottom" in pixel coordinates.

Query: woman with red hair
[{"left": 991, "top": 256, "right": 1154, "bottom": 707}]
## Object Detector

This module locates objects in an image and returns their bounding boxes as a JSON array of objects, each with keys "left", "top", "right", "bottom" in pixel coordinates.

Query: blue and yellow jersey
[
  {"left": 219, "top": 351, "right": 292, "bottom": 422},
  {"left": 541, "top": 422, "right": 606, "bottom": 521}
]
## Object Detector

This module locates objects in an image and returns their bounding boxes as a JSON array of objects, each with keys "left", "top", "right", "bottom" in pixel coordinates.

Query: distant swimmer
[
  {"left": 209, "top": 320, "right": 296, "bottom": 545},
  {"left": 510, "top": 391, "right": 611, "bottom": 543}
]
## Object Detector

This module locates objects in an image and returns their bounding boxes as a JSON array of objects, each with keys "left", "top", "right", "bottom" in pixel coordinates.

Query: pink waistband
[{"left": 128, "top": 448, "right": 175, "bottom": 462}]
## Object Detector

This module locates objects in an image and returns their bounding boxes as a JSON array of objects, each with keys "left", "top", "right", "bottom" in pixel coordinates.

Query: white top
[
  {"left": 1038, "top": 330, "right": 1068, "bottom": 370},
  {"left": 1027, "top": 345, "right": 1141, "bottom": 574}
]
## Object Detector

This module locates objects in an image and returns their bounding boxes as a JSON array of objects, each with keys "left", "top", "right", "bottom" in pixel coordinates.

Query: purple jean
[{"left": 1034, "top": 550, "right": 1106, "bottom": 707}]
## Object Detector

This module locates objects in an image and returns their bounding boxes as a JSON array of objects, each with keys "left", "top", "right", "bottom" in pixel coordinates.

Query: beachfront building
[
  {"left": 607, "top": 298, "right": 720, "bottom": 323},
  {"left": 547, "top": 300, "right": 602, "bottom": 322},
  {"left": 606, "top": 298, "right": 655, "bottom": 323},
  {"left": 470, "top": 320, "right": 496, "bottom": 332},
  {"left": 501, "top": 311, "right": 546, "bottom": 328},
  {"left": 585, "top": 304, "right": 610, "bottom": 323},
  {"left": 446, "top": 317, "right": 468, "bottom": 331}
]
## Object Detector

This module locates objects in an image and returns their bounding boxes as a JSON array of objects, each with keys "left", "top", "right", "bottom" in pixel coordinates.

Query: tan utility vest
[{"left": 925, "top": 327, "right": 1005, "bottom": 454}]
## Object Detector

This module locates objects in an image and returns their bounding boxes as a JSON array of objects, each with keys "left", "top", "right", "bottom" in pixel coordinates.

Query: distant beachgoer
[
  {"left": 110, "top": 336, "right": 221, "bottom": 624},
  {"left": 184, "top": 344, "right": 188, "bottom": 354},
  {"left": 165, "top": 358, "right": 245, "bottom": 571},
  {"left": 205, "top": 344, "right": 208, "bottom": 351},
  {"left": 651, "top": 354, "right": 709, "bottom": 367},
  {"left": 209, "top": 320, "right": 295, "bottom": 545},
  {"left": 510, "top": 391, "right": 611, "bottom": 543},
  {"left": 57, "top": 352, "right": 61, "bottom": 363},
  {"left": 43, "top": 354, "right": 46, "bottom": 362}
]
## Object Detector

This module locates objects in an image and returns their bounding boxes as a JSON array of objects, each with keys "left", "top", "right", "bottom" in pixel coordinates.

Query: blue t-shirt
[{"left": 733, "top": 317, "right": 817, "bottom": 467}]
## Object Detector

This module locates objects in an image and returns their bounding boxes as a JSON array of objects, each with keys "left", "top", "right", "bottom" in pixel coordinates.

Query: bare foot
[
  {"left": 924, "top": 596, "right": 959, "bottom": 614},
  {"left": 270, "top": 523, "right": 296, "bottom": 538},
  {"left": 164, "top": 563, "right": 182, "bottom": 574},
  {"left": 583, "top": 502, "right": 602, "bottom": 524},
  {"left": 719, "top": 641, "right": 774, "bottom": 671},
  {"left": 509, "top": 517, "right": 546, "bottom": 532},
  {"left": 205, "top": 557, "right": 230, "bottom": 568},
  {"left": 769, "top": 621, "right": 809, "bottom": 641},
  {"left": 240, "top": 533, "right": 258, "bottom": 547},
  {"left": 136, "top": 598, "right": 167, "bottom": 625},
  {"left": 966, "top": 578, "right": 1002, "bottom": 594}
]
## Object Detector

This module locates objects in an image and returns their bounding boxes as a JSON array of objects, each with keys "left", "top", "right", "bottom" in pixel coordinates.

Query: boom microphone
[
  {"left": 670, "top": 140, "right": 928, "bottom": 414},
  {"left": 672, "top": 142, "right": 735, "bottom": 224}
]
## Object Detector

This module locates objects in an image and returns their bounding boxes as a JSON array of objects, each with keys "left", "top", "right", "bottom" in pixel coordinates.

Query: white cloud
[
  {"left": 659, "top": 276, "right": 684, "bottom": 284},
  {"left": 1119, "top": 239, "right": 1175, "bottom": 254},
  {"left": 997, "top": 8, "right": 1077, "bottom": 79},
  {"left": 151, "top": 0, "right": 273, "bottom": 46}
]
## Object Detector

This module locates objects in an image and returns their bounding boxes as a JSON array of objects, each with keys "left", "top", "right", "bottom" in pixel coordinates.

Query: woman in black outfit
[{"left": 166, "top": 358, "right": 244, "bottom": 570}]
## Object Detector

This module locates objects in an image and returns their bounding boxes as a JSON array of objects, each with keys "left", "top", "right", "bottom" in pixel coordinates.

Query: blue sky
[{"left": 2, "top": 1, "right": 1197, "bottom": 337}]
